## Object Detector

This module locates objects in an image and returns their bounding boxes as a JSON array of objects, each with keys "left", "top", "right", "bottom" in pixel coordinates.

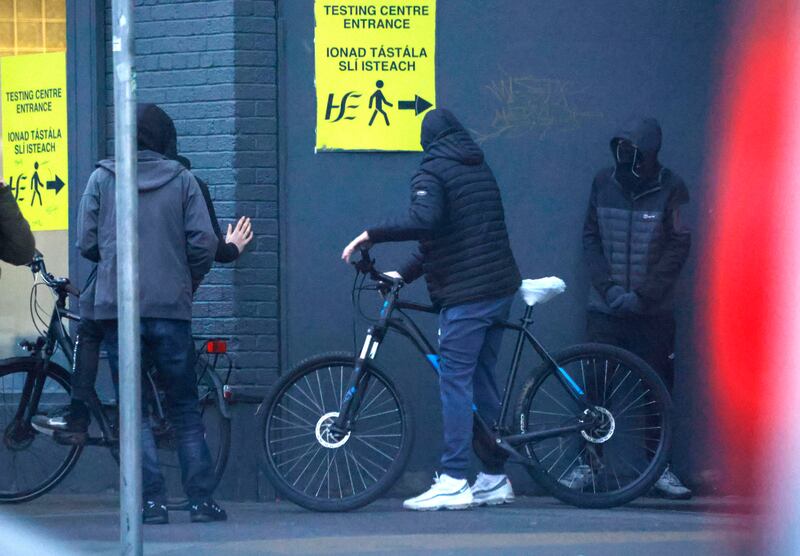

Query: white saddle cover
[{"left": 519, "top": 277, "right": 566, "bottom": 307}]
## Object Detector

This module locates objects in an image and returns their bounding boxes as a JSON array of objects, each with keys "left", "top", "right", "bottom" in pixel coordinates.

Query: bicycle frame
[{"left": 333, "top": 280, "right": 601, "bottom": 452}]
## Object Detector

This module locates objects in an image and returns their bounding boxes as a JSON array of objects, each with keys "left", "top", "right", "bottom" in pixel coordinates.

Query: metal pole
[{"left": 112, "top": 1, "right": 141, "bottom": 554}]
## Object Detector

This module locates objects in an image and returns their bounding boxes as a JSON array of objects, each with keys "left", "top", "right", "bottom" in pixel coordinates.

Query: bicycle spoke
[
  {"left": 302, "top": 376, "right": 324, "bottom": 412},
  {"left": 354, "top": 436, "right": 395, "bottom": 461},
  {"left": 557, "top": 445, "right": 587, "bottom": 483},
  {"left": 539, "top": 386, "right": 575, "bottom": 415},
  {"left": 617, "top": 388, "right": 651, "bottom": 417},
  {"left": 275, "top": 404, "right": 317, "bottom": 429},
  {"left": 346, "top": 446, "right": 378, "bottom": 484},
  {"left": 606, "top": 370, "right": 631, "bottom": 403},
  {"left": 302, "top": 449, "right": 329, "bottom": 492},
  {"left": 293, "top": 446, "right": 324, "bottom": 487},
  {"left": 282, "top": 391, "right": 322, "bottom": 417}
]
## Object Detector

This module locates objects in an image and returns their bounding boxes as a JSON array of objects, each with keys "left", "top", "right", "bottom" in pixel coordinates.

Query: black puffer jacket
[
  {"left": 367, "top": 109, "right": 521, "bottom": 308},
  {"left": 583, "top": 118, "right": 691, "bottom": 315}
]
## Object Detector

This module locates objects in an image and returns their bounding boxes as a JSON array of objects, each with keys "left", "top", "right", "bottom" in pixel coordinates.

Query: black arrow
[
  {"left": 46, "top": 175, "right": 65, "bottom": 195},
  {"left": 397, "top": 95, "right": 433, "bottom": 116}
]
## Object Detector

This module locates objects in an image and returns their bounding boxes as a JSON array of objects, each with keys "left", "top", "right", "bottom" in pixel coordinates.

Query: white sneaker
[
  {"left": 470, "top": 473, "right": 515, "bottom": 506},
  {"left": 402, "top": 474, "right": 473, "bottom": 511}
]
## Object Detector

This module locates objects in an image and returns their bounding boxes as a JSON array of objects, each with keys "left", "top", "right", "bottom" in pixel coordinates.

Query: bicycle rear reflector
[{"left": 206, "top": 339, "right": 227, "bottom": 354}]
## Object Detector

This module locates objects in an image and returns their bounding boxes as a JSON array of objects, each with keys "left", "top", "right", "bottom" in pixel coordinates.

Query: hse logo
[{"left": 325, "top": 91, "right": 362, "bottom": 122}]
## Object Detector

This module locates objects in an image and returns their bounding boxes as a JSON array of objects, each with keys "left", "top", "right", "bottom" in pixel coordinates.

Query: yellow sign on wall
[
  {"left": 314, "top": 1, "right": 436, "bottom": 152},
  {"left": 2, "top": 52, "right": 68, "bottom": 231}
]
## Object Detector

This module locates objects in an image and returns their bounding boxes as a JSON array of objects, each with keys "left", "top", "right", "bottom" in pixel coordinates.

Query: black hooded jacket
[
  {"left": 583, "top": 117, "right": 691, "bottom": 315},
  {"left": 367, "top": 109, "right": 521, "bottom": 308}
]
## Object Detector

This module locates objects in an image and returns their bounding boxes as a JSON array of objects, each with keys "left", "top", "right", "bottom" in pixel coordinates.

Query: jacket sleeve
[
  {"left": 195, "top": 175, "right": 240, "bottom": 264},
  {"left": 77, "top": 172, "right": 101, "bottom": 263},
  {"left": 397, "top": 244, "right": 425, "bottom": 284},
  {"left": 183, "top": 173, "right": 219, "bottom": 284},
  {"left": 582, "top": 178, "right": 615, "bottom": 295},
  {"left": 0, "top": 183, "right": 36, "bottom": 265},
  {"left": 634, "top": 182, "right": 692, "bottom": 304},
  {"left": 366, "top": 171, "right": 445, "bottom": 243}
]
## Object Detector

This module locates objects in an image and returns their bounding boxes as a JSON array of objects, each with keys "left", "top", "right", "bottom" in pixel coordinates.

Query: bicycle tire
[
  {"left": 0, "top": 358, "right": 83, "bottom": 503},
  {"left": 514, "top": 343, "right": 672, "bottom": 509},
  {"left": 260, "top": 352, "right": 413, "bottom": 512}
]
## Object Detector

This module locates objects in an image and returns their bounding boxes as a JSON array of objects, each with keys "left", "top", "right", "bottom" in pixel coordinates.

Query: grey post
[{"left": 112, "top": 1, "right": 141, "bottom": 554}]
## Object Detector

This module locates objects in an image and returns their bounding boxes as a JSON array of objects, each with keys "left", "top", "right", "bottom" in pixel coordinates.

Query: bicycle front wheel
[
  {"left": 0, "top": 358, "right": 83, "bottom": 503},
  {"left": 515, "top": 343, "right": 672, "bottom": 508},
  {"left": 260, "top": 352, "right": 413, "bottom": 512}
]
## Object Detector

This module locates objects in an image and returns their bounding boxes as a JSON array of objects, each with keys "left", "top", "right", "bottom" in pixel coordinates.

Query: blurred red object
[{"left": 707, "top": 0, "right": 800, "bottom": 553}]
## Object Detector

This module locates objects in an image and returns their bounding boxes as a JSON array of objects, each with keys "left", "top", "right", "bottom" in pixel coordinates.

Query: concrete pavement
[{"left": 0, "top": 494, "right": 752, "bottom": 555}]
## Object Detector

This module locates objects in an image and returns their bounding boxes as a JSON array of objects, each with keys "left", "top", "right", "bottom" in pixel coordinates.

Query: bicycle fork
[{"left": 330, "top": 326, "right": 384, "bottom": 438}]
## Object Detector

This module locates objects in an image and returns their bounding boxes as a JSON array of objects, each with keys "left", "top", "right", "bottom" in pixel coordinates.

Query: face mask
[{"left": 615, "top": 141, "right": 641, "bottom": 178}]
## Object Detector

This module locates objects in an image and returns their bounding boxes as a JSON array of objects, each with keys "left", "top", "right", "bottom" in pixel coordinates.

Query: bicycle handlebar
[
  {"left": 353, "top": 247, "right": 403, "bottom": 287},
  {"left": 28, "top": 251, "right": 79, "bottom": 296}
]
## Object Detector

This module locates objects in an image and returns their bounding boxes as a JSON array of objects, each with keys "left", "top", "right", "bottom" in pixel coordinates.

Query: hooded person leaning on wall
[{"left": 581, "top": 116, "right": 693, "bottom": 499}]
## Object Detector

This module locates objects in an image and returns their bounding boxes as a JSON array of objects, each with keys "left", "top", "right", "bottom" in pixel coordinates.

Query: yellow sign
[
  {"left": 2, "top": 52, "right": 68, "bottom": 231},
  {"left": 314, "top": 1, "right": 436, "bottom": 152}
]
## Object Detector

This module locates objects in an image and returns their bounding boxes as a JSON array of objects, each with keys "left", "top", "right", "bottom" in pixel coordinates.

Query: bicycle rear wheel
[
  {"left": 260, "top": 352, "right": 412, "bottom": 512},
  {"left": 515, "top": 343, "right": 671, "bottom": 508},
  {"left": 0, "top": 358, "right": 83, "bottom": 503}
]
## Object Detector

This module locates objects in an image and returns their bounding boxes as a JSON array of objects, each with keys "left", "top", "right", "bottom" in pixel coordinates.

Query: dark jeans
[
  {"left": 70, "top": 318, "right": 105, "bottom": 403},
  {"left": 586, "top": 311, "right": 675, "bottom": 392},
  {"left": 587, "top": 310, "right": 676, "bottom": 463},
  {"left": 102, "top": 318, "right": 215, "bottom": 502},
  {"left": 437, "top": 295, "right": 514, "bottom": 479}
]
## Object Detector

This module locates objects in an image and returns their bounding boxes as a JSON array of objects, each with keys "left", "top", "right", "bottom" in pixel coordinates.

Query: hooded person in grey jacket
[
  {"left": 77, "top": 116, "right": 217, "bottom": 319},
  {"left": 74, "top": 103, "right": 226, "bottom": 523}
]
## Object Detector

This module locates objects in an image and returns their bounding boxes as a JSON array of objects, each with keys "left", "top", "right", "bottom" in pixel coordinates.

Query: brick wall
[{"left": 104, "top": 0, "right": 280, "bottom": 389}]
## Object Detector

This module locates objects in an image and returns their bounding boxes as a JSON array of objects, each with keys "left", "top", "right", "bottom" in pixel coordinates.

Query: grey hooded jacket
[{"left": 77, "top": 150, "right": 217, "bottom": 321}]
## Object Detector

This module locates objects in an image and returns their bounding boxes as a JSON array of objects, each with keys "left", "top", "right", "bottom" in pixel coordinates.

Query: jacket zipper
[{"left": 626, "top": 196, "right": 633, "bottom": 291}]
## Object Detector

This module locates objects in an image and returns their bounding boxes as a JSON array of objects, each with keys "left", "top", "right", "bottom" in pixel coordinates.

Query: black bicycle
[
  {"left": 259, "top": 248, "right": 672, "bottom": 511},
  {"left": 0, "top": 254, "right": 232, "bottom": 506}
]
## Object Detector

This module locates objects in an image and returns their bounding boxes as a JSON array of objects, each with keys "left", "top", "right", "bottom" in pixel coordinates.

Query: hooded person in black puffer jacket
[
  {"left": 581, "top": 116, "right": 692, "bottom": 499},
  {"left": 342, "top": 109, "right": 521, "bottom": 511}
]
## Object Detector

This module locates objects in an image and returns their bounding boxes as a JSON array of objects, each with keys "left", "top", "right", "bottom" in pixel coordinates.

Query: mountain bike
[
  {"left": 259, "top": 248, "right": 671, "bottom": 511},
  {"left": 0, "top": 254, "right": 231, "bottom": 507}
]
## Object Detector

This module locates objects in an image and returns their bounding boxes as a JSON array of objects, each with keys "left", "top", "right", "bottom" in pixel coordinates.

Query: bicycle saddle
[{"left": 519, "top": 277, "right": 566, "bottom": 307}]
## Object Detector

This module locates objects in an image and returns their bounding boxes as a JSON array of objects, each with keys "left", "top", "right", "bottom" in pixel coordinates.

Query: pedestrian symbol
[
  {"left": 369, "top": 80, "right": 392, "bottom": 126},
  {"left": 314, "top": 0, "right": 437, "bottom": 151}
]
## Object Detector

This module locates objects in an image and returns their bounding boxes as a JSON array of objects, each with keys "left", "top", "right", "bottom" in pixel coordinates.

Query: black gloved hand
[
  {"left": 610, "top": 292, "right": 642, "bottom": 315},
  {"left": 605, "top": 285, "right": 626, "bottom": 307}
]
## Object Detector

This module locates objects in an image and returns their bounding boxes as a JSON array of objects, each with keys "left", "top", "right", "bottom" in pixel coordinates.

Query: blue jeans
[
  {"left": 102, "top": 318, "right": 215, "bottom": 502},
  {"left": 438, "top": 295, "right": 514, "bottom": 479}
]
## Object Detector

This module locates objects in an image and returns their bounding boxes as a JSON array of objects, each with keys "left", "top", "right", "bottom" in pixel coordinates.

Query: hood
[
  {"left": 421, "top": 109, "right": 484, "bottom": 165},
  {"left": 610, "top": 117, "right": 662, "bottom": 159},
  {"left": 137, "top": 103, "right": 178, "bottom": 159},
  {"left": 96, "top": 150, "right": 186, "bottom": 191}
]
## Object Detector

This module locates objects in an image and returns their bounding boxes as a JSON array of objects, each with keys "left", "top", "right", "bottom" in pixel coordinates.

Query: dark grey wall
[{"left": 281, "top": 0, "right": 727, "bottom": 492}]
